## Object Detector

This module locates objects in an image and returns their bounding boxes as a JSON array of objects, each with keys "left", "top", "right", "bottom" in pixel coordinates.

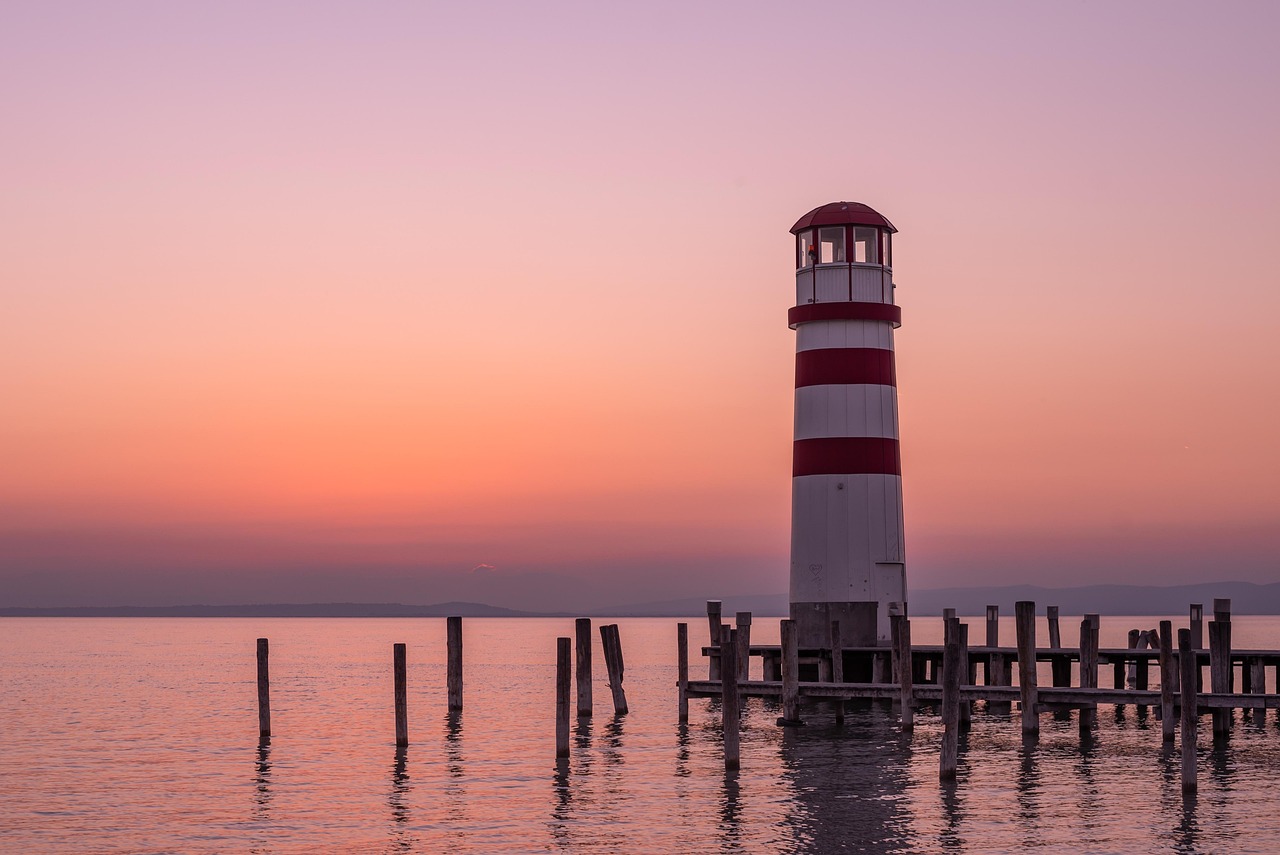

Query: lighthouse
[{"left": 788, "top": 202, "right": 905, "bottom": 649}]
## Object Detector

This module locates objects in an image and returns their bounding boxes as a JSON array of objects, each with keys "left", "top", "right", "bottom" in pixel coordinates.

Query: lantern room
[{"left": 791, "top": 202, "right": 898, "bottom": 309}]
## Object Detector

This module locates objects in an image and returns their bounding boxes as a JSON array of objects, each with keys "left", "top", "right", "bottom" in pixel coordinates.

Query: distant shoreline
[{"left": 5, "top": 580, "right": 1280, "bottom": 617}]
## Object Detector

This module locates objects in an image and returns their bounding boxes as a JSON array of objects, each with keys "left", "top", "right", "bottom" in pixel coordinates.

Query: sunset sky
[{"left": 3, "top": 2, "right": 1278, "bottom": 609}]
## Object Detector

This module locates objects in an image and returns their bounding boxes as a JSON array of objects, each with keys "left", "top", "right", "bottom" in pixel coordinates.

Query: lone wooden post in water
[
  {"left": 556, "top": 637, "right": 571, "bottom": 758},
  {"left": 1178, "top": 629, "right": 1198, "bottom": 792},
  {"left": 575, "top": 618, "right": 593, "bottom": 718},
  {"left": 778, "top": 619, "right": 802, "bottom": 726},
  {"left": 256, "top": 638, "right": 271, "bottom": 738},
  {"left": 677, "top": 622, "right": 689, "bottom": 722},
  {"left": 393, "top": 642, "right": 408, "bottom": 747},
  {"left": 1015, "top": 601, "right": 1038, "bottom": 736},
  {"left": 600, "top": 624, "right": 628, "bottom": 715},
  {"left": 447, "top": 616, "right": 463, "bottom": 712},
  {"left": 722, "top": 628, "right": 741, "bottom": 769}
]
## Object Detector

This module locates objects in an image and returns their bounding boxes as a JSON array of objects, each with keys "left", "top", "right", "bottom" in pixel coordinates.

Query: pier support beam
[
  {"left": 256, "top": 638, "right": 271, "bottom": 738},
  {"left": 1178, "top": 629, "right": 1198, "bottom": 792},
  {"left": 778, "top": 619, "right": 803, "bottom": 726},
  {"left": 1015, "top": 601, "right": 1039, "bottom": 736}
]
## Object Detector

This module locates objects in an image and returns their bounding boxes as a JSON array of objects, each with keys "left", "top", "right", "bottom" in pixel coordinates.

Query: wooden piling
[
  {"left": 1015, "top": 601, "right": 1038, "bottom": 735},
  {"left": 942, "top": 607, "right": 956, "bottom": 622},
  {"left": 735, "top": 612, "right": 752, "bottom": 682},
  {"left": 1046, "top": 606, "right": 1061, "bottom": 649},
  {"left": 393, "top": 642, "right": 408, "bottom": 748},
  {"left": 831, "top": 620, "right": 845, "bottom": 725},
  {"left": 575, "top": 617, "right": 592, "bottom": 718},
  {"left": 1208, "top": 620, "right": 1231, "bottom": 735},
  {"left": 677, "top": 622, "right": 689, "bottom": 722},
  {"left": 898, "top": 617, "right": 914, "bottom": 730},
  {"left": 940, "top": 618, "right": 962, "bottom": 780},
  {"left": 447, "top": 615, "right": 463, "bottom": 712},
  {"left": 985, "top": 605, "right": 999, "bottom": 647},
  {"left": 1126, "top": 629, "right": 1141, "bottom": 689},
  {"left": 256, "top": 638, "right": 271, "bottom": 738},
  {"left": 556, "top": 637, "right": 571, "bottom": 758},
  {"left": 1135, "top": 630, "right": 1151, "bottom": 693},
  {"left": 600, "top": 624, "right": 628, "bottom": 715},
  {"left": 707, "top": 601, "right": 723, "bottom": 680},
  {"left": 1158, "top": 620, "right": 1176, "bottom": 742},
  {"left": 1178, "top": 628, "right": 1198, "bottom": 792},
  {"left": 1189, "top": 603, "right": 1203, "bottom": 650},
  {"left": 778, "top": 619, "right": 802, "bottom": 726},
  {"left": 722, "top": 628, "right": 740, "bottom": 769},
  {"left": 1079, "top": 617, "right": 1098, "bottom": 733},
  {"left": 958, "top": 622, "right": 971, "bottom": 727}
]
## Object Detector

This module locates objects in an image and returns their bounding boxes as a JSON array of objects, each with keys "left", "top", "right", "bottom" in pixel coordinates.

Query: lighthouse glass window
[
  {"left": 818, "top": 227, "right": 845, "bottom": 264},
  {"left": 853, "top": 227, "right": 880, "bottom": 264}
]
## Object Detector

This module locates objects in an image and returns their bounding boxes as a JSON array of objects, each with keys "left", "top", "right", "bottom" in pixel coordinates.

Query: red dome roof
[{"left": 790, "top": 202, "right": 896, "bottom": 234}]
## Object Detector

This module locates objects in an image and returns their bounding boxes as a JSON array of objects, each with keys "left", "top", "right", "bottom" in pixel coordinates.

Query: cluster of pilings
[
  {"left": 252, "top": 616, "right": 630, "bottom": 759},
  {"left": 683, "top": 598, "right": 1277, "bottom": 791}
]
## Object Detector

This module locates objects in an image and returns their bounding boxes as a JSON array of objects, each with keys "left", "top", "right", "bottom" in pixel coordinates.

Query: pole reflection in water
[
  {"left": 1176, "top": 790, "right": 1201, "bottom": 854},
  {"left": 1015, "top": 739, "right": 1042, "bottom": 848},
  {"left": 252, "top": 736, "right": 272, "bottom": 822},
  {"left": 442, "top": 710, "right": 469, "bottom": 827},
  {"left": 778, "top": 708, "right": 914, "bottom": 854},
  {"left": 939, "top": 731, "right": 968, "bottom": 851},
  {"left": 387, "top": 745, "right": 414, "bottom": 852},
  {"left": 718, "top": 767, "right": 742, "bottom": 851},
  {"left": 549, "top": 757, "right": 572, "bottom": 850}
]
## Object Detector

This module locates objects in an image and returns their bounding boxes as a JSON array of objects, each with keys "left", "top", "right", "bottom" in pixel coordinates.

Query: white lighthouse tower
[{"left": 788, "top": 202, "right": 905, "bottom": 649}]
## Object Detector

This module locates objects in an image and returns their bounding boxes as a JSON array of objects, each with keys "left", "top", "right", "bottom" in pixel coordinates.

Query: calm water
[{"left": 4, "top": 616, "right": 1280, "bottom": 853}]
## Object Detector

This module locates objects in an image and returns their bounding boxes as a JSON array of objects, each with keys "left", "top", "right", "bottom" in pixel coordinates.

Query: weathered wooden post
[
  {"left": 735, "top": 612, "right": 752, "bottom": 682},
  {"left": 778, "top": 619, "right": 802, "bottom": 726},
  {"left": 575, "top": 617, "right": 592, "bottom": 718},
  {"left": 722, "top": 628, "right": 740, "bottom": 769},
  {"left": 985, "top": 605, "right": 999, "bottom": 647},
  {"left": 1015, "top": 601, "right": 1038, "bottom": 736},
  {"left": 940, "top": 617, "right": 962, "bottom": 780},
  {"left": 1158, "top": 620, "right": 1176, "bottom": 743},
  {"left": 1178, "top": 629, "right": 1198, "bottom": 792},
  {"left": 556, "top": 637, "right": 571, "bottom": 758},
  {"left": 447, "top": 616, "right": 463, "bottom": 712},
  {"left": 600, "top": 624, "right": 628, "bottom": 715},
  {"left": 1046, "top": 606, "right": 1061, "bottom": 649},
  {"left": 393, "top": 642, "right": 408, "bottom": 747},
  {"left": 256, "top": 638, "right": 271, "bottom": 738},
  {"left": 898, "top": 616, "right": 914, "bottom": 730},
  {"left": 1208, "top": 620, "right": 1231, "bottom": 736},
  {"left": 707, "top": 601, "right": 723, "bottom": 680},
  {"left": 677, "top": 622, "right": 689, "bottom": 722},
  {"left": 1214, "top": 598, "right": 1233, "bottom": 693},
  {"left": 958, "top": 622, "right": 972, "bottom": 728},
  {"left": 1046, "top": 606, "right": 1070, "bottom": 692},
  {"left": 1189, "top": 603, "right": 1203, "bottom": 649},
  {"left": 1079, "top": 617, "right": 1098, "bottom": 734},
  {"left": 1126, "top": 629, "right": 1141, "bottom": 689},
  {"left": 830, "top": 619, "right": 845, "bottom": 725}
]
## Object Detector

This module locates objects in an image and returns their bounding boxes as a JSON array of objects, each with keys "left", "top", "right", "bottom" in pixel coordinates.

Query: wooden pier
[{"left": 682, "top": 598, "right": 1279, "bottom": 790}]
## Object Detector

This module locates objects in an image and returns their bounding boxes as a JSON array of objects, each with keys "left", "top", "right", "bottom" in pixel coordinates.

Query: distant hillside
[
  {"left": 0, "top": 601, "right": 551, "bottom": 618},
  {"left": 4, "top": 581, "right": 1278, "bottom": 618}
]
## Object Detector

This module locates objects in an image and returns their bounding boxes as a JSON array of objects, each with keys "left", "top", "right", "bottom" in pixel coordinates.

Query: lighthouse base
[{"left": 791, "top": 601, "right": 880, "bottom": 650}]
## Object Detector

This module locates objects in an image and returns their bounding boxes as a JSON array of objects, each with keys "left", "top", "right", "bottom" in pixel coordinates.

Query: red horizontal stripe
[
  {"left": 795, "top": 348, "right": 895, "bottom": 388},
  {"left": 788, "top": 302, "right": 902, "bottom": 328},
  {"left": 793, "top": 437, "right": 901, "bottom": 477}
]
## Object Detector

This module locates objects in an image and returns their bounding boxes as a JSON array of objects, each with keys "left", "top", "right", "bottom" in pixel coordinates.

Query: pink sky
[{"left": 3, "top": 2, "right": 1278, "bottom": 609}]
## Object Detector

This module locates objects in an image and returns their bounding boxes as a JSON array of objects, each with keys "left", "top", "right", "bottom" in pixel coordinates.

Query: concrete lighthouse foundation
[{"left": 787, "top": 202, "right": 905, "bottom": 648}]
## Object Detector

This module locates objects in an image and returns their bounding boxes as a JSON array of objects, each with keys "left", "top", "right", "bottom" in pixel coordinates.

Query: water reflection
[
  {"left": 252, "top": 737, "right": 272, "bottom": 821},
  {"left": 778, "top": 709, "right": 913, "bottom": 853},
  {"left": 387, "top": 745, "right": 414, "bottom": 852},
  {"left": 549, "top": 757, "right": 572, "bottom": 850},
  {"left": 1175, "top": 790, "right": 1201, "bottom": 853},
  {"left": 1015, "top": 739, "right": 1042, "bottom": 848},
  {"left": 718, "top": 767, "right": 742, "bottom": 852}
]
